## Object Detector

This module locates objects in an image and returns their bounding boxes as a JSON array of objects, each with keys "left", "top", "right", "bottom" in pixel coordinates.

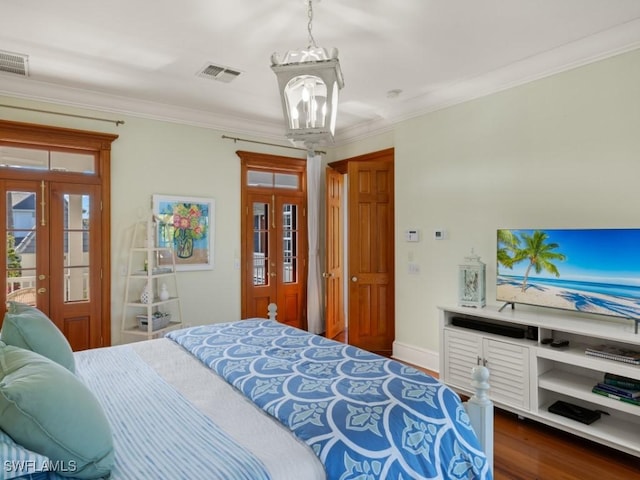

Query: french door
[
  {"left": 244, "top": 193, "right": 306, "bottom": 327},
  {"left": 238, "top": 151, "right": 307, "bottom": 329},
  {"left": 0, "top": 119, "right": 117, "bottom": 350},
  {"left": 2, "top": 179, "right": 102, "bottom": 350}
]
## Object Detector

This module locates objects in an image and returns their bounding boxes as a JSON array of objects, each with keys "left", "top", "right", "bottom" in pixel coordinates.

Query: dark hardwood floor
[{"left": 493, "top": 409, "right": 640, "bottom": 479}]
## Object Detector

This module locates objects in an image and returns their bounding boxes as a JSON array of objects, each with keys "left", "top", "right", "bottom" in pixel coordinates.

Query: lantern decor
[
  {"left": 270, "top": 0, "right": 344, "bottom": 148},
  {"left": 458, "top": 250, "right": 486, "bottom": 308}
]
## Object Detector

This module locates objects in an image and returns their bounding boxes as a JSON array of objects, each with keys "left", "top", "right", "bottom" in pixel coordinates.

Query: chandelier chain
[{"left": 307, "top": 0, "right": 317, "bottom": 47}]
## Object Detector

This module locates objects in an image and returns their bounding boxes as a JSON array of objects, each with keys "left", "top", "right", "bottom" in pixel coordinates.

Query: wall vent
[
  {"left": 197, "top": 63, "right": 241, "bottom": 83},
  {"left": 0, "top": 50, "right": 29, "bottom": 77}
]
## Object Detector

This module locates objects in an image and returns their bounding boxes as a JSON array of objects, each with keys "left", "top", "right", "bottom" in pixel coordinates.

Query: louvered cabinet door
[
  {"left": 442, "top": 328, "right": 530, "bottom": 411},
  {"left": 443, "top": 328, "right": 482, "bottom": 392},
  {"left": 483, "top": 338, "right": 530, "bottom": 410}
]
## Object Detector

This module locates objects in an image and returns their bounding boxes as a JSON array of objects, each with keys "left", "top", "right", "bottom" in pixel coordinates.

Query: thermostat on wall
[{"left": 405, "top": 229, "right": 420, "bottom": 242}]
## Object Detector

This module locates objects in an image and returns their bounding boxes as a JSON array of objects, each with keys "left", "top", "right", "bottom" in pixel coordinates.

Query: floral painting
[{"left": 152, "top": 195, "right": 214, "bottom": 270}]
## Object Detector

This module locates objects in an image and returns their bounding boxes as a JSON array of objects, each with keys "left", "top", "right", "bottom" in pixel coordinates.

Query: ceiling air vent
[
  {"left": 0, "top": 50, "right": 29, "bottom": 77},
  {"left": 197, "top": 63, "right": 241, "bottom": 83}
]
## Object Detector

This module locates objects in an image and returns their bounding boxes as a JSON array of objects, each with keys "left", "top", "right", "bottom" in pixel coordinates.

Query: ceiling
[{"left": 2, "top": 1, "right": 640, "bottom": 144}]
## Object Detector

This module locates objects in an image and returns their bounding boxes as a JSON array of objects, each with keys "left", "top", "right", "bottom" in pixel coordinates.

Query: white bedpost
[
  {"left": 465, "top": 365, "right": 493, "bottom": 473},
  {"left": 267, "top": 303, "right": 278, "bottom": 321}
]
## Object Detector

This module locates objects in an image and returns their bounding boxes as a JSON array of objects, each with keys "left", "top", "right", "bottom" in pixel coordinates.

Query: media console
[{"left": 439, "top": 304, "right": 640, "bottom": 458}]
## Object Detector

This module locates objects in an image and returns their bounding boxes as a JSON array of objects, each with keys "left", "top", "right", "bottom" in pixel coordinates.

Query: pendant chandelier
[{"left": 271, "top": 0, "right": 344, "bottom": 147}]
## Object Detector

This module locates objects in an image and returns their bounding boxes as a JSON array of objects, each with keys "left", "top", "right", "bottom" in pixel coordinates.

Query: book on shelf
[
  {"left": 585, "top": 344, "right": 640, "bottom": 364},
  {"left": 592, "top": 387, "right": 640, "bottom": 406},
  {"left": 594, "top": 382, "right": 640, "bottom": 399},
  {"left": 604, "top": 372, "right": 640, "bottom": 390}
]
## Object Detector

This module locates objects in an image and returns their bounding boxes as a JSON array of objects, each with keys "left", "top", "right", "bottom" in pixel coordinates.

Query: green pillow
[
  {"left": 1, "top": 302, "right": 75, "bottom": 373},
  {"left": 0, "top": 345, "right": 113, "bottom": 479}
]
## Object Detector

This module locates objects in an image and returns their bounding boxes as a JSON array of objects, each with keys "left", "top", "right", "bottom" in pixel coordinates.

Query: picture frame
[{"left": 152, "top": 194, "right": 214, "bottom": 271}]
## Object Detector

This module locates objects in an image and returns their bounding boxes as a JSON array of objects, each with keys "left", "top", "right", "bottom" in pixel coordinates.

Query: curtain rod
[
  {"left": 0, "top": 104, "right": 125, "bottom": 126},
  {"left": 221, "top": 135, "right": 325, "bottom": 155}
]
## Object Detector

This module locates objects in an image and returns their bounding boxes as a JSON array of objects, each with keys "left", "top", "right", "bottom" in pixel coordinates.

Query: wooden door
[
  {"left": 274, "top": 194, "right": 306, "bottom": 327},
  {"left": 49, "top": 182, "right": 103, "bottom": 351},
  {"left": 3, "top": 180, "right": 49, "bottom": 313},
  {"left": 324, "top": 167, "right": 344, "bottom": 339},
  {"left": 239, "top": 151, "right": 307, "bottom": 328},
  {"left": 243, "top": 192, "right": 307, "bottom": 328},
  {"left": 347, "top": 153, "right": 394, "bottom": 354},
  {"left": 2, "top": 180, "right": 102, "bottom": 350},
  {"left": 244, "top": 192, "right": 276, "bottom": 318},
  {"left": 0, "top": 119, "right": 117, "bottom": 350}
]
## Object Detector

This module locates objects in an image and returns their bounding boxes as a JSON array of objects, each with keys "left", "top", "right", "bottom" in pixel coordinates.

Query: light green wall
[
  {"left": 2, "top": 47, "right": 638, "bottom": 358},
  {"left": 393, "top": 48, "right": 640, "bottom": 367},
  {"left": 0, "top": 98, "right": 304, "bottom": 344}
]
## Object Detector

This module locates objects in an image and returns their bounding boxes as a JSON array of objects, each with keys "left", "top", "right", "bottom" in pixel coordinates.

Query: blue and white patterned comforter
[{"left": 167, "top": 320, "right": 492, "bottom": 480}]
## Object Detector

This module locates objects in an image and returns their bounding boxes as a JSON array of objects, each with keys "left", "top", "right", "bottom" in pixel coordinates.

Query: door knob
[
  {"left": 322, "top": 272, "right": 333, "bottom": 278},
  {"left": 351, "top": 276, "right": 358, "bottom": 282},
  {"left": 37, "top": 287, "right": 47, "bottom": 294}
]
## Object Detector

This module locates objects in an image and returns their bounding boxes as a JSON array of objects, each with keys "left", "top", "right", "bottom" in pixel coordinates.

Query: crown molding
[
  {"left": 335, "top": 19, "right": 640, "bottom": 145},
  {"left": 2, "top": 18, "right": 639, "bottom": 148},
  {"left": 0, "top": 76, "right": 286, "bottom": 140}
]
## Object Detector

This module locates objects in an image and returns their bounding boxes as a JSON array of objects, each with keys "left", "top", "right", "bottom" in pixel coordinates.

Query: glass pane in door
[
  {"left": 253, "top": 202, "right": 269, "bottom": 286},
  {"left": 0, "top": 147, "right": 48, "bottom": 171},
  {"left": 6, "top": 190, "right": 37, "bottom": 306},
  {"left": 282, "top": 204, "right": 297, "bottom": 283},
  {"left": 63, "top": 194, "right": 90, "bottom": 302}
]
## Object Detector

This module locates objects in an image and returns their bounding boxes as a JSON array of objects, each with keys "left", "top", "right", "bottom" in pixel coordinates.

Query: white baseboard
[{"left": 392, "top": 340, "right": 440, "bottom": 374}]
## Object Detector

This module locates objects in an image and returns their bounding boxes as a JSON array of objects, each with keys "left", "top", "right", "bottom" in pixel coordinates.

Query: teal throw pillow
[
  {"left": 0, "top": 345, "right": 114, "bottom": 479},
  {"left": 1, "top": 302, "right": 75, "bottom": 373}
]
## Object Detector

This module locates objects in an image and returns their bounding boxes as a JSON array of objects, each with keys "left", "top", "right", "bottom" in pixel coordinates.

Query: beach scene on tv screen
[{"left": 497, "top": 229, "right": 640, "bottom": 319}]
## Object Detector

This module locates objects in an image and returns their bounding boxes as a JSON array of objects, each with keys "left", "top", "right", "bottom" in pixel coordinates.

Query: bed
[{"left": 0, "top": 303, "right": 493, "bottom": 480}]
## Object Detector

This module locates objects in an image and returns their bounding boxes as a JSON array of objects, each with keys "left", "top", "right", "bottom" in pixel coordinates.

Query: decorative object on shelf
[
  {"left": 153, "top": 195, "right": 214, "bottom": 271},
  {"left": 140, "top": 281, "right": 152, "bottom": 304},
  {"left": 270, "top": 0, "right": 344, "bottom": 148},
  {"left": 159, "top": 283, "right": 170, "bottom": 301},
  {"left": 137, "top": 312, "right": 172, "bottom": 332},
  {"left": 458, "top": 250, "right": 486, "bottom": 308}
]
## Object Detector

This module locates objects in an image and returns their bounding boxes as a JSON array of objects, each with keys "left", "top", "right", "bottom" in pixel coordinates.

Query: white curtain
[{"left": 307, "top": 151, "right": 324, "bottom": 334}]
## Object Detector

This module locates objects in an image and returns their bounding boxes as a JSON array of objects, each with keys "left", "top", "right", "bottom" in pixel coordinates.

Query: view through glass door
[{"left": 5, "top": 181, "right": 45, "bottom": 311}]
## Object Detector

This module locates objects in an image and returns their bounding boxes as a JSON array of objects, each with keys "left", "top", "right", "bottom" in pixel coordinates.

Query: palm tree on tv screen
[
  {"left": 513, "top": 230, "right": 566, "bottom": 292},
  {"left": 497, "top": 229, "right": 520, "bottom": 270}
]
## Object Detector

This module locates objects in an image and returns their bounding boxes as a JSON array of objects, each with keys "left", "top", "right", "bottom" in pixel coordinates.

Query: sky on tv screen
[{"left": 497, "top": 229, "right": 640, "bottom": 287}]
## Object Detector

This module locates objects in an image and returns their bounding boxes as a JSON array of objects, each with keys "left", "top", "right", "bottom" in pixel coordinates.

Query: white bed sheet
[{"left": 129, "top": 338, "right": 326, "bottom": 480}]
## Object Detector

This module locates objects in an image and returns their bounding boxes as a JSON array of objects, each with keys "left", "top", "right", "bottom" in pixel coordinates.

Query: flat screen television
[{"left": 496, "top": 228, "right": 640, "bottom": 321}]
